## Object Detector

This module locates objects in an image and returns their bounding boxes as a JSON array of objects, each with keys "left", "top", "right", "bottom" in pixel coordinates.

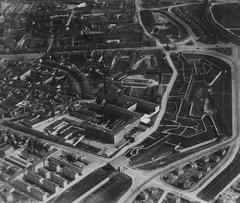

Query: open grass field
[
  {"left": 212, "top": 3, "right": 240, "bottom": 36},
  {"left": 82, "top": 172, "right": 132, "bottom": 203}
]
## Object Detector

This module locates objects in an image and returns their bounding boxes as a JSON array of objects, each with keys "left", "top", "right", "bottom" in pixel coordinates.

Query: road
[{"left": 0, "top": 46, "right": 161, "bottom": 60}]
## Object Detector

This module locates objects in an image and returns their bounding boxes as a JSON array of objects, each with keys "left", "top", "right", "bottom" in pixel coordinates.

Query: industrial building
[{"left": 45, "top": 103, "right": 142, "bottom": 144}]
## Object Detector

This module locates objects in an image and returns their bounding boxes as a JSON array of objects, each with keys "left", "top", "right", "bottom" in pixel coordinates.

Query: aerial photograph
[{"left": 0, "top": 0, "right": 239, "bottom": 202}]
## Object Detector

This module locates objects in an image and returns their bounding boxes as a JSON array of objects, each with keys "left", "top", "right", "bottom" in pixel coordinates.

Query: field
[
  {"left": 82, "top": 172, "right": 132, "bottom": 203},
  {"left": 212, "top": 3, "right": 240, "bottom": 36}
]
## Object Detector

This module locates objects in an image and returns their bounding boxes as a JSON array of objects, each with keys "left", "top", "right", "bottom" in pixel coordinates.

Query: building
[
  {"left": 14, "top": 179, "right": 31, "bottom": 193},
  {"left": 42, "top": 179, "right": 60, "bottom": 193},
  {"left": 0, "top": 145, "right": 14, "bottom": 157},
  {"left": 38, "top": 168, "right": 51, "bottom": 179},
  {"left": 0, "top": 172, "right": 11, "bottom": 182},
  {"left": 138, "top": 191, "right": 149, "bottom": 201},
  {"left": 26, "top": 172, "right": 44, "bottom": 185},
  {"left": 30, "top": 187, "right": 48, "bottom": 201},
  {"left": 48, "top": 161, "right": 61, "bottom": 172},
  {"left": 203, "top": 164, "right": 212, "bottom": 173},
  {"left": 0, "top": 108, "right": 7, "bottom": 119},
  {"left": 1, "top": 191, "right": 13, "bottom": 202},
  {"left": 189, "top": 162, "right": 197, "bottom": 169},
  {"left": 33, "top": 162, "right": 44, "bottom": 173},
  {"left": 203, "top": 156, "right": 210, "bottom": 163},
  {"left": 50, "top": 173, "right": 68, "bottom": 188},
  {"left": 80, "top": 103, "right": 142, "bottom": 144},
  {"left": 176, "top": 168, "right": 184, "bottom": 176},
  {"left": 62, "top": 166, "right": 79, "bottom": 180},
  {"left": 48, "top": 103, "right": 142, "bottom": 144}
]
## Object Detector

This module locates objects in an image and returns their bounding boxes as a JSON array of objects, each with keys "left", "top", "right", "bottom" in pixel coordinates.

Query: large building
[{"left": 45, "top": 103, "right": 142, "bottom": 144}]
